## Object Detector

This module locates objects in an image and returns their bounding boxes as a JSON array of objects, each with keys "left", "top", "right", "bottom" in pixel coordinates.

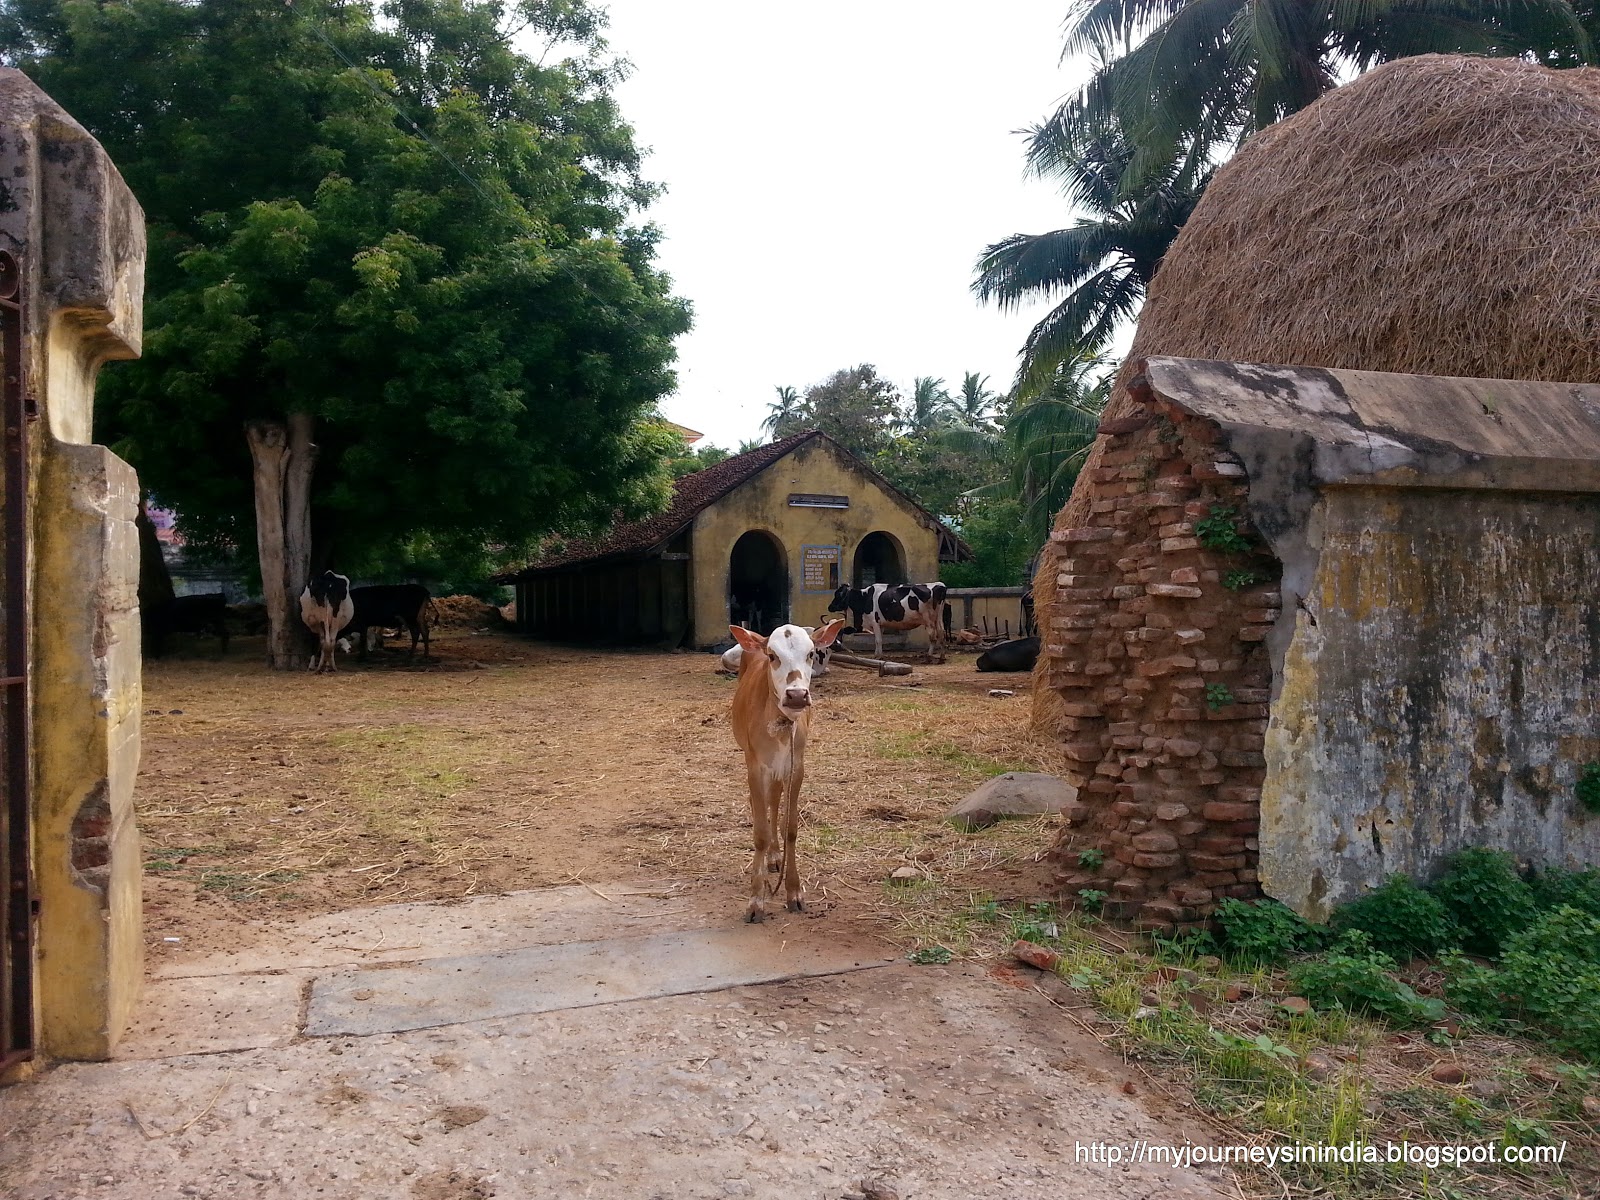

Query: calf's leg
[
  {"left": 745, "top": 758, "right": 774, "bottom": 923},
  {"left": 782, "top": 755, "right": 806, "bottom": 912}
]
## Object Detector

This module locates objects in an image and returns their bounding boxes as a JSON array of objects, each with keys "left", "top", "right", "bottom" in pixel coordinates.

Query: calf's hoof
[
  {"left": 786, "top": 896, "right": 805, "bottom": 913},
  {"left": 746, "top": 904, "right": 766, "bottom": 924}
]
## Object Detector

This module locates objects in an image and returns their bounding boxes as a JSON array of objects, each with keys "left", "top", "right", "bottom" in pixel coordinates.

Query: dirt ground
[
  {"left": 135, "top": 629, "right": 1069, "bottom": 964},
  {"left": 0, "top": 629, "right": 1252, "bottom": 1200}
]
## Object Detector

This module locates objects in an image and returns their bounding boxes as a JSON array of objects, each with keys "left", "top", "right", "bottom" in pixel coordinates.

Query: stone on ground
[{"left": 948, "top": 772, "right": 1080, "bottom": 832}]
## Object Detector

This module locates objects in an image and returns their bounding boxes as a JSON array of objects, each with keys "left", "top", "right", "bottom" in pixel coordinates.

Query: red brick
[
  {"left": 1220, "top": 750, "right": 1266, "bottom": 768},
  {"left": 1164, "top": 738, "right": 1202, "bottom": 757},
  {"left": 1132, "top": 851, "right": 1183, "bottom": 869},
  {"left": 1159, "top": 537, "right": 1202, "bottom": 553},
  {"left": 1132, "top": 831, "right": 1179, "bottom": 852},
  {"left": 1154, "top": 803, "right": 1191, "bottom": 821},
  {"left": 1062, "top": 742, "right": 1102, "bottom": 762},
  {"left": 1202, "top": 802, "right": 1257, "bottom": 822},
  {"left": 1238, "top": 626, "right": 1271, "bottom": 642},
  {"left": 1052, "top": 526, "right": 1116, "bottom": 544},
  {"left": 1217, "top": 786, "right": 1262, "bottom": 804},
  {"left": 1146, "top": 583, "right": 1202, "bottom": 598},
  {"left": 1137, "top": 655, "right": 1197, "bottom": 677},
  {"left": 1188, "top": 853, "right": 1249, "bottom": 871}
]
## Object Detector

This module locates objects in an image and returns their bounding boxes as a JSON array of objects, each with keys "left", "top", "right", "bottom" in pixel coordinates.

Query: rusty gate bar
[{"left": 0, "top": 248, "right": 32, "bottom": 1072}]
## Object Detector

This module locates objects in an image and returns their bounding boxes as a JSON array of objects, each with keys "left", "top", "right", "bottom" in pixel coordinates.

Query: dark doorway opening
[
  {"left": 853, "top": 531, "right": 904, "bottom": 587},
  {"left": 729, "top": 531, "right": 788, "bottom": 635}
]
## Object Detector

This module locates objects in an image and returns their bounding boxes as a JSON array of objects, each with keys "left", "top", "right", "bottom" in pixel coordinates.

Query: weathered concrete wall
[
  {"left": 1262, "top": 489, "right": 1600, "bottom": 918},
  {"left": 690, "top": 438, "right": 941, "bottom": 647},
  {"left": 1056, "top": 356, "right": 1600, "bottom": 924},
  {"left": 0, "top": 69, "right": 146, "bottom": 1063}
]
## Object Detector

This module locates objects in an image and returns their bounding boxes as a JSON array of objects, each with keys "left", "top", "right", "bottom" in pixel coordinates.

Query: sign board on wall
[{"left": 800, "top": 544, "right": 842, "bottom": 592}]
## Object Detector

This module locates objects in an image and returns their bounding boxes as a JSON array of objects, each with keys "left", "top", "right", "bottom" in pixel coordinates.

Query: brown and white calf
[
  {"left": 299, "top": 570, "right": 355, "bottom": 673},
  {"left": 728, "top": 619, "right": 845, "bottom": 922}
]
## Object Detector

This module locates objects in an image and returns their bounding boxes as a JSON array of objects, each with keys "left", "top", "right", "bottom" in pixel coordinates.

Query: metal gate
[{"left": 0, "top": 248, "right": 33, "bottom": 1072}]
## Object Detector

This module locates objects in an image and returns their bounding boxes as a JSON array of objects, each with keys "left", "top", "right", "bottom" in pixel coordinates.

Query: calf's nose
[{"left": 783, "top": 687, "right": 811, "bottom": 708}]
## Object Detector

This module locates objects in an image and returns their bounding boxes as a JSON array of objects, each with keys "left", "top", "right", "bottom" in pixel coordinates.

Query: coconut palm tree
[
  {"left": 974, "top": 113, "right": 1210, "bottom": 392},
  {"left": 950, "top": 371, "right": 998, "bottom": 428},
  {"left": 1058, "top": 0, "right": 1590, "bottom": 192},
  {"left": 761, "top": 385, "right": 804, "bottom": 438},
  {"left": 947, "top": 357, "right": 1110, "bottom": 544},
  {"left": 901, "top": 376, "right": 953, "bottom": 435}
]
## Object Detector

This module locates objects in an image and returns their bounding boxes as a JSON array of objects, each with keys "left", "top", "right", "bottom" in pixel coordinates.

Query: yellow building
[{"left": 500, "top": 431, "right": 966, "bottom": 648}]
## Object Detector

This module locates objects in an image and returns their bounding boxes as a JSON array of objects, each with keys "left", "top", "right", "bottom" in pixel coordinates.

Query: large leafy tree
[
  {"left": 2, "top": 0, "right": 689, "bottom": 665},
  {"left": 974, "top": 113, "right": 1209, "bottom": 390},
  {"left": 795, "top": 365, "right": 901, "bottom": 459}
]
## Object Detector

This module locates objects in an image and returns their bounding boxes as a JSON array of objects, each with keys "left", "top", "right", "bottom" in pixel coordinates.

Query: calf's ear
[
  {"left": 729, "top": 625, "right": 768, "bottom": 653},
  {"left": 810, "top": 618, "right": 846, "bottom": 649}
]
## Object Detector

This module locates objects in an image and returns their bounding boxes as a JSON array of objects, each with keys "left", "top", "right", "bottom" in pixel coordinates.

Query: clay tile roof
[
  {"left": 495, "top": 429, "right": 971, "bottom": 582},
  {"left": 494, "top": 431, "right": 823, "bottom": 580}
]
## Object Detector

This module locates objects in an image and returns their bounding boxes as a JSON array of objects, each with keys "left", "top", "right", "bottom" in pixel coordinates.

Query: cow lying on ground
[
  {"left": 976, "top": 635, "right": 1040, "bottom": 672},
  {"left": 299, "top": 570, "right": 355, "bottom": 673},
  {"left": 728, "top": 619, "right": 846, "bottom": 922},
  {"left": 720, "top": 638, "right": 832, "bottom": 677},
  {"left": 145, "top": 592, "right": 230, "bottom": 656},
  {"left": 828, "top": 582, "right": 948, "bottom": 663},
  {"left": 341, "top": 583, "right": 434, "bottom": 659}
]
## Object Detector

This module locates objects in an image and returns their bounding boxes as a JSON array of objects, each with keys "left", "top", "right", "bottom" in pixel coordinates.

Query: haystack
[{"left": 1033, "top": 53, "right": 1600, "bottom": 727}]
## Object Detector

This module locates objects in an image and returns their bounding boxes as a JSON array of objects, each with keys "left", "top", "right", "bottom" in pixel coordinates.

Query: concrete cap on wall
[
  {"left": 0, "top": 67, "right": 145, "bottom": 445},
  {"left": 1140, "top": 355, "right": 1600, "bottom": 493}
]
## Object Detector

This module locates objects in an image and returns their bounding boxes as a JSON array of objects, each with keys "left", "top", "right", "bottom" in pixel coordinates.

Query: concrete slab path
[{"left": 0, "top": 883, "right": 1235, "bottom": 1200}]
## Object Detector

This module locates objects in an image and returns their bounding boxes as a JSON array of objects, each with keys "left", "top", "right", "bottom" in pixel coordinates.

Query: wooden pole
[{"left": 829, "top": 651, "right": 914, "bottom": 676}]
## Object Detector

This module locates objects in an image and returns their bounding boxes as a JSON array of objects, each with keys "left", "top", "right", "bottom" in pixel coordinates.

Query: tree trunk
[
  {"left": 135, "top": 494, "right": 176, "bottom": 655},
  {"left": 284, "top": 411, "right": 318, "bottom": 650},
  {"left": 245, "top": 419, "right": 295, "bottom": 669},
  {"left": 135, "top": 494, "right": 176, "bottom": 611}
]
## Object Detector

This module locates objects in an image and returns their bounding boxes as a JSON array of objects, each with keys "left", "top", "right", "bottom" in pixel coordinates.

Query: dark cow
[
  {"left": 340, "top": 583, "right": 433, "bottom": 660},
  {"left": 828, "top": 582, "right": 948, "bottom": 663},
  {"left": 976, "top": 636, "right": 1039, "bottom": 673},
  {"left": 299, "top": 570, "right": 355, "bottom": 673},
  {"left": 145, "top": 592, "right": 230, "bottom": 656}
]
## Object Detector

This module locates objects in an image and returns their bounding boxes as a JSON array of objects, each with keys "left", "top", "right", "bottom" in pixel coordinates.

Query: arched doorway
[
  {"left": 853, "top": 531, "right": 904, "bottom": 587},
  {"left": 729, "top": 531, "right": 788, "bottom": 635}
]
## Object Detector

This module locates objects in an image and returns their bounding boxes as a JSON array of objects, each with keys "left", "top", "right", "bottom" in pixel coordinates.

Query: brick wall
[{"left": 1043, "top": 382, "right": 1283, "bottom": 935}]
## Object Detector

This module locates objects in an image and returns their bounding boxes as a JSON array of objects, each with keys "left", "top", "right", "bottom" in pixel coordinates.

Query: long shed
[{"left": 498, "top": 431, "right": 966, "bottom": 649}]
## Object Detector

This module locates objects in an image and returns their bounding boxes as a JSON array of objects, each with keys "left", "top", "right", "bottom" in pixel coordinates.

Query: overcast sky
[{"left": 592, "top": 2, "right": 1093, "bottom": 449}]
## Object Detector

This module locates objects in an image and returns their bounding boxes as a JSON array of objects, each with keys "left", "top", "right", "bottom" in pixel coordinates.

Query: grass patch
[{"left": 977, "top": 903, "right": 1595, "bottom": 1199}]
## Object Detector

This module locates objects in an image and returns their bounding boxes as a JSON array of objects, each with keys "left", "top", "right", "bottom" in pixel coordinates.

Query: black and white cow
[
  {"left": 299, "top": 570, "right": 355, "bottom": 673},
  {"left": 828, "top": 582, "right": 948, "bottom": 663},
  {"left": 341, "top": 583, "right": 434, "bottom": 660}
]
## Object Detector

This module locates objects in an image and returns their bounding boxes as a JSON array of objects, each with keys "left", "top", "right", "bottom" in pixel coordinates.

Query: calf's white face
[{"left": 729, "top": 621, "right": 844, "bottom": 719}]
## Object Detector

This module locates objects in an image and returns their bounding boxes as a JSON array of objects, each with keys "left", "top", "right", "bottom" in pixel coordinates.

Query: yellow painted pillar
[{"left": 0, "top": 68, "right": 146, "bottom": 1064}]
